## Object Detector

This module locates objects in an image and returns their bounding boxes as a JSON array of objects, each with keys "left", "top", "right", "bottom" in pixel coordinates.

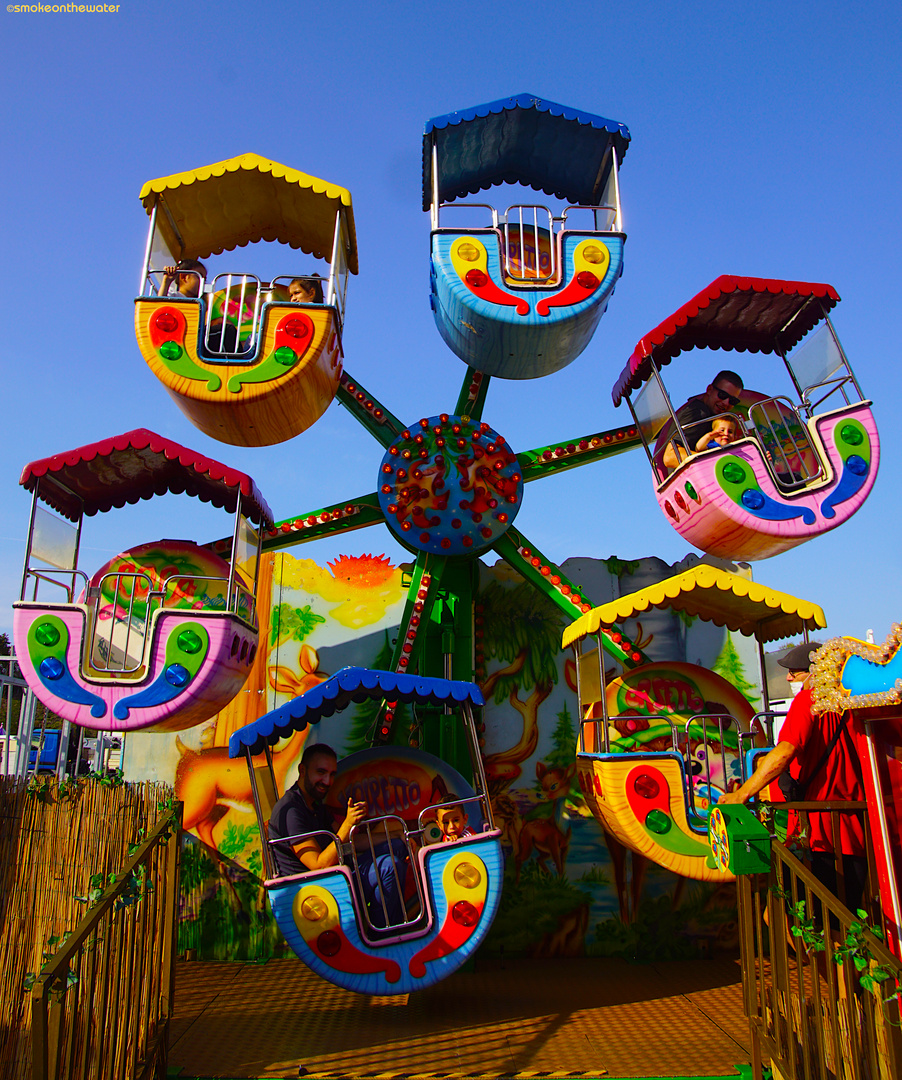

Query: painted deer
[
  {"left": 175, "top": 644, "right": 327, "bottom": 850},
  {"left": 512, "top": 759, "right": 576, "bottom": 882}
]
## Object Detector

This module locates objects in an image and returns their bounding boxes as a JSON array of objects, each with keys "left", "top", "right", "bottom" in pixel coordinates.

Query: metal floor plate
[{"left": 168, "top": 955, "right": 751, "bottom": 1079}]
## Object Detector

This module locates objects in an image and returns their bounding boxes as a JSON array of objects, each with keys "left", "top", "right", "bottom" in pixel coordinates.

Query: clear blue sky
[{"left": 2, "top": 1, "right": 900, "bottom": 648}]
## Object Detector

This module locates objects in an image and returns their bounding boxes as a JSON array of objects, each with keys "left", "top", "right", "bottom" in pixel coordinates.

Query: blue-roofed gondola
[
  {"left": 228, "top": 667, "right": 503, "bottom": 995},
  {"left": 424, "top": 94, "right": 630, "bottom": 380}
]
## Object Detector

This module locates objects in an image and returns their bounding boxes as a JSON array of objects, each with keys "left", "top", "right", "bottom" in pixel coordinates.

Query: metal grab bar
[
  {"left": 746, "top": 396, "right": 822, "bottom": 490},
  {"left": 433, "top": 202, "right": 499, "bottom": 230},
  {"left": 801, "top": 373, "right": 857, "bottom": 415},
  {"left": 560, "top": 203, "right": 620, "bottom": 232},
  {"left": 416, "top": 794, "right": 493, "bottom": 837},
  {"left": 204, "top": 273, "right": 261, "bottom": 359},
  {"left": 266, "top": 828, "right": 345, "bottom": 864},
  {"left": 681, "top": 713, "right": 739, "bottom": 814},
  {"left": 501, "top": 205, "right": 556, "bottom": 283},
  {"left": 23, "top": 568, "right": 89, "bottom": 604},
  {"left": 143, "top": 267, "right": 206, "bottom": 298},
  {"left": 578, "top": 712, "right": 681, "bottom": 756},
  {"left": 348, "top": 814, "right": 423, "bottom": 933},
  {"left": 736, "top": 710, "right": 787, "bottom": 782}
]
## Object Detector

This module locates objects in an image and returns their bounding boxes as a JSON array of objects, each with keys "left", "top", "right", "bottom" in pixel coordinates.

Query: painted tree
[
  {"left": 545, "top": 702, "right": 577, "bottom": 771},
  {"left": 477, "top": 576, "right": 564, "bottom": 800},
  {"left": 712, "top": 636, "right": 760, "bottom": 706},
  {"left": 343, "top": 632, "right": 412, "bottom": 755}
]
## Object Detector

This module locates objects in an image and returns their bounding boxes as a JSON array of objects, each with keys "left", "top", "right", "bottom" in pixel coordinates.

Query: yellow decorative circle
[
  {"left": 581, "top": 245, "right": 606, "bottom": 265},
  {"left": 709, "top": 808, "right": 730, "bottom": 873},
  {"left": 300, "top": 895, "right": 328, "bottom": 922},
  {"left": 456, "top": 242, "right": 480, "bottom": 262},
  {"left": 453, "top": 861, "right": 482, "bottom": 889}
]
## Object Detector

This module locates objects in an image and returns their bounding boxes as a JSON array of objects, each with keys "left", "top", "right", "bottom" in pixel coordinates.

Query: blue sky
[{"left": 2, "top": 1, "right": 900, "bottom": 648}]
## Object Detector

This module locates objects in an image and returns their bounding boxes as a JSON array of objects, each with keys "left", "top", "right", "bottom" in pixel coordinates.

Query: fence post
[
  {"left": 30, "top": 983, "right": 49, "bottom": 1080},
  {"left": 160, "top": 805, "right": 181, "bottom": 1023}
]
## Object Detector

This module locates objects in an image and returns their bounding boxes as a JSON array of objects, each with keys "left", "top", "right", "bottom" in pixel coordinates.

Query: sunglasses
[{"left": 715, "top": 387, "right": 741, "bottom": 407}]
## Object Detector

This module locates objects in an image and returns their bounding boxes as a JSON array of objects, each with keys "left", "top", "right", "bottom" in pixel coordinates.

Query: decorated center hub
[{"left": 377, "top": 415, "right": 523, "bottom": 556}]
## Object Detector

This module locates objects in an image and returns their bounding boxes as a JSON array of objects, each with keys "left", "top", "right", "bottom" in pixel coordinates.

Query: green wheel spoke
[
  {"left": 337, "top": 370, "right": 405, "bottom": 446},
  {"left": 371, "top": 552, "right": 450, "bottom": 746},
  {"left": 454, "top": 366, "right": 492, "bottom": 421},
  {"left": 493, "top": 528, "right": 648, "bottom": 669},
  {"left": 519, "top": 422, "right": 642, "bottom": 481}
]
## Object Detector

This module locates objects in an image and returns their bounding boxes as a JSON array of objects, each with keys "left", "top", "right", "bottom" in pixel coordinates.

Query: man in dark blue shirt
[{"left": 268, "top": 742, "right": 407, "bottom": 928}]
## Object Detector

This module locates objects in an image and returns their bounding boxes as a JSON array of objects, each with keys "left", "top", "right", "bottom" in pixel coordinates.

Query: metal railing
[
  {"left": 501, "top": 205, "right": 556, "bottom": 283},
  {"left": 22, "top": 567, "right": 89, "bottom": 604},
  {"left": 579, "top": 711, "right": 681, "bottom": 755},
  {"left": 31, "top": 808, "right": 181, "bottom": 1080},
  {"left": 143, "top": 267, "right": 348, "bottom": 354},
  {"left": 267, "top": 800, "right": 494, "bottom": 941},
  {"left": 87, "top": 571, "right": 256, "bottom": 675},
  {"left": 737, "top": 808, "right": 902, "bottom": 1079},
  {"left": 738, "top": 712, "right": 787, "bottom": 785},
  {"left": 746, "top": 397, "right": 822, "bottom": 491},
  {"left": 683, "top": 713, "right": 738, "bottom": 816},
  {"left": 579, "top": 709, "right": 749, "bottom": 822},
  {"left": 88, "top": 571, "right": 155, "bottom": 673},
  {"left": 204, "top": 273, "right": 260, "bottom": 358}
]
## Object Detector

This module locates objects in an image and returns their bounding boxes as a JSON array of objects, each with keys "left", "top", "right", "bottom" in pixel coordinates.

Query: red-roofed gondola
[
  {"left": 13, "top": 429, "right": 272, "bottom": 731},
  {"left": 612, "top": 276, "right": 879, "bottom": 560}
]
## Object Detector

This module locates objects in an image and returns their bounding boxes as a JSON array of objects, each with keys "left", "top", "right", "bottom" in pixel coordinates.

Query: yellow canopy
[
  {"left": 139, "top": 153, "right": 358, "bottom": 274},
  {"left": 562, "top": 565, "right": 826, "bottom": 648}
]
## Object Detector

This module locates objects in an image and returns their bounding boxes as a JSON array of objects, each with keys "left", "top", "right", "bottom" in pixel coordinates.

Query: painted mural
[{"left": 123, "top": 548, "right": 760, "bottom": 963}]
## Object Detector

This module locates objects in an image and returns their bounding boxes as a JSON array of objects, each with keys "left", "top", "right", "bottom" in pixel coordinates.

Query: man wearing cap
[{"left": 720, "top": 641, "right": 867, "bottom": 910}]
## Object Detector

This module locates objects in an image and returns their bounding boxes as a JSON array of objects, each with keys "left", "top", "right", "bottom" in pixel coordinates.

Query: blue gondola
[
  {"left": 424, "top": 94, "right": 630, "bottom": 380},
  {"left": 228, "top": 667, "right": 503, "bottom": 995}
]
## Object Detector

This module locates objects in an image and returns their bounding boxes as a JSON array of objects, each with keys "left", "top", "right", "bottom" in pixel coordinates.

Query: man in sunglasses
[{"left": 662, "top": 370, "right": 744, "bottom": 470}]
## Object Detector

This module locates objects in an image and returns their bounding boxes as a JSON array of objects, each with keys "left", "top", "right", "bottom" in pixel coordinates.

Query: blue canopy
[
  {"left": 422, "top": 93, "right": 630, "bottom": 211},
  {"left": 228, "top": 667, "right": 485, "bottom": 758}
]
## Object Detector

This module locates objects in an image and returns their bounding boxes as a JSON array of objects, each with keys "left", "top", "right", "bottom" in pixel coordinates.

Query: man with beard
[{"left": 268, "top": 743, "right": 407, "bottom": 927}]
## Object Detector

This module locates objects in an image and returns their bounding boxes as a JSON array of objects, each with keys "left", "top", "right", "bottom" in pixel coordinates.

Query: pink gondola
[
  {"left": 12, "top": 429, "right": 273, "bottom": 732},
  {"left": 612, "top": 276, "right": 879, "bottom": 561}
]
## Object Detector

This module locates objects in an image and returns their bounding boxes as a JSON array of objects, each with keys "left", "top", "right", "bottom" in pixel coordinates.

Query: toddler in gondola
[
  {"left": 435, "top": 797, "right": 476, "bottom": 842},
  {"left": 695, "top": 414, "right": 740, "bottom": 452}
]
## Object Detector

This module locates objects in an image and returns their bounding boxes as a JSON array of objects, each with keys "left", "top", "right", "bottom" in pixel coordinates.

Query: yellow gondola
[
  {"left": 563, "top": 565, "right": 826, "bottom": 881},
  {"left": 135, "top": 154, "right": 358, "bottom": 447}
]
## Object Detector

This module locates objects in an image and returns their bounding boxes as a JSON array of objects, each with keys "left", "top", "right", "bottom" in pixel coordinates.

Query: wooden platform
[{"left": 168, "top": 954, "right": 752, "bottom": 1079}]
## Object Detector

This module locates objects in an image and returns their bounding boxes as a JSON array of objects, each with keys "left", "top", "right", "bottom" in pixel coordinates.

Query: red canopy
[
  {"left": 19, "top": 428, "right": 274, "bottom": 526},
  {"left": 611, "top": 276, "right": 840, "bottom": 406}
]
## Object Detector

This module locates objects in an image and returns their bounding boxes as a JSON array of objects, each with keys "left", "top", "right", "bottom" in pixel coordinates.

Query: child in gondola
[
  {"left": 695, "top": 414, "right": 740, "bottom": 452},
  {"left": 436, "top": 797, "right": 476, "bottom": 842},
  {"left": 288, "top": 276, "right": 324, "bottom": 304},
  {"left": 159, "top": 259, "right": 207, "bottom": 299}
]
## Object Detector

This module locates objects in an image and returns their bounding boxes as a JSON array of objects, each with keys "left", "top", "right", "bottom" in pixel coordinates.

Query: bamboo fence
[
  {"left": 0, "top": 776, "right": 175, "bottom": 1080},
  {"left": 738, "top": 810, "right": 902, "bottom": 1079}
]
